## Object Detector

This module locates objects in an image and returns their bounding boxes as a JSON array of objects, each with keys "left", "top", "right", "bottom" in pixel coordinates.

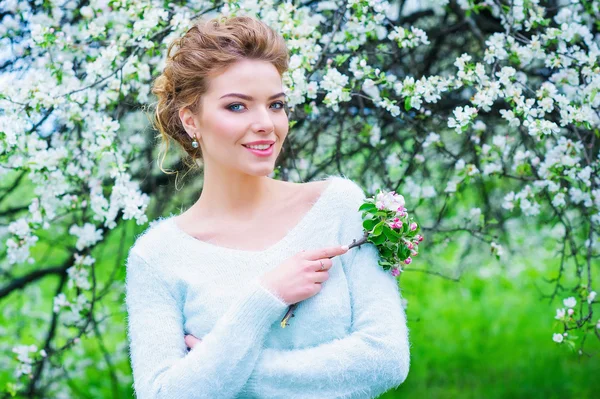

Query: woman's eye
[
  {"left": 226, "top": 102, "right": 286, "bottom": 112},
  {"left": 227, "top": 103, "right": 245, "bottom": 112}
]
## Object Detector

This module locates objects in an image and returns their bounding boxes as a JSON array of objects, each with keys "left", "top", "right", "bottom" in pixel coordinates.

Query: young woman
[{"left": 125, "top": 14, "right": 410, "bottom": 399}]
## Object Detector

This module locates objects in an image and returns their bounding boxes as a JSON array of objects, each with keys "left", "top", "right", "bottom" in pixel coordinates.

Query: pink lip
[
  {"left": 243, "top": 140, "right": 275, "bottom": 146},
  {"left": 242, "top": 143, "right": 274, "bottom": 157}
]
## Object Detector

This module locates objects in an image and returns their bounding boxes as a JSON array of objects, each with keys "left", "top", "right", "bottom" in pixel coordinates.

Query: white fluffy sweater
[{"left": 124, "top": 175, "right": 411, "bottom": 398}]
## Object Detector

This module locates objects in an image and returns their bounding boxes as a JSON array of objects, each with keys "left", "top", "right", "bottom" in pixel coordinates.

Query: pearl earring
[{"left": 192, "top": 135, "right": 199, "bottom": 148}]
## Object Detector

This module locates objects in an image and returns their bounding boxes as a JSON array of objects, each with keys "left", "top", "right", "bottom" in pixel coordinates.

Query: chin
[{"left": 242, "top": 166, "right": 275, "bottom": 177}]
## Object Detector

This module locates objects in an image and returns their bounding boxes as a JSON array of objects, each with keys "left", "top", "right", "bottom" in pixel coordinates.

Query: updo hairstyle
[{"left": 150, "top": 15, "right": 290, "bottom": 174}]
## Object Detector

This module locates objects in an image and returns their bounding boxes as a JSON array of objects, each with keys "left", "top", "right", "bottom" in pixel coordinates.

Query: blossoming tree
[{"left": 0, "top": 0, "right": 598, "bottom": 396}]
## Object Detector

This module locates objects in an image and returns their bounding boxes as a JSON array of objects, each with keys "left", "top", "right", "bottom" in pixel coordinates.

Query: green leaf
[
  {"left": 402, "top": 222, "right": 409, "bottom": 234},
  {"left": 590, "top": 88, "right": 597, "bottom": 103},
  {"left": 5, "top": 382, "right": 17, "bottom": 397},
  {"left": 404, "top": 96, "right": 412, "bottom": 111},
  {"left": 372, "top": 221, "right": 384, "bottom": 236},
  {"left": 516, "top": 163, "right": 532, "bottom": 176},
  {"left": 363, "top": 218, "right": 377, "bottom": 231},
  {"left": 380, "top": 246, "right": 393, "bottom": 258},
  {"left": 371, "top": 233, "right": 386, "bottom": 245},
  {"left": 383, "top": 226, "right": 401, "bottom": 241},
  {"left": 358, "top": 202, "right": 376, "bottom": 212},
  {"left": 397, "top": 243, "right": 409, "bottom": 259},
  {"left": 334, "top": 54, "right": 351, "bottom": 66},
  {"left": 509, "top": 52, "right": 521, "bottom": 65}
]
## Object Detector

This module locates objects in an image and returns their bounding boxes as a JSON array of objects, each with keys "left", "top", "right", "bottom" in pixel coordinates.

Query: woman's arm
[
  {"left": 125, "top": 250, "right": 288, "bottom": 399},
  {"left": 241, "top": 181, "right": 411, "bottom": 399}
]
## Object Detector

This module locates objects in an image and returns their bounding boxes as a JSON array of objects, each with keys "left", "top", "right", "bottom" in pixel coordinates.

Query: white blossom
[
  {"left": 552, "top": 333, "right": 564, "bottom": 343},
  {"left": 563, "top": 297, "right": 576, "bottom": 308},
  {"left": 423, "top": 132, "right": 441, "bottom": 148},
  {"left": 491, "top": 241, "right": 504, "bottom": 256}
]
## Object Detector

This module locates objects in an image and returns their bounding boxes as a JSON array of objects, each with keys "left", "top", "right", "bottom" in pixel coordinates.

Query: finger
[
  {"left": 310, "top": 258, "right": 333, "bottom": 272},
  {"left": 184, "top": 334, "right": 202, "bottom": 349},
  {"left": 313, "top": 270, "right": 329, "bottom": 283},
  {"left": 303, "top": 245, "right": 348, "bottom": 261}
]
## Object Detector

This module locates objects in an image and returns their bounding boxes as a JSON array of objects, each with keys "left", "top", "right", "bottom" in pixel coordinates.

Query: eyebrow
[{"left": 219, "top": 92, "right": 285, "bottom": 101}]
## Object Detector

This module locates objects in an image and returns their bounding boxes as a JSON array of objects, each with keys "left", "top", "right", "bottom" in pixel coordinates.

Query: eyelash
[{"left": 226, "top": 101, "right": 286, "bottom": 112}]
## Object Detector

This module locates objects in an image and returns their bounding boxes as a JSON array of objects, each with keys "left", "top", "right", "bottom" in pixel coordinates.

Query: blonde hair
[{"left": 149, "top": 15, "right": 290, "bottom": 178}]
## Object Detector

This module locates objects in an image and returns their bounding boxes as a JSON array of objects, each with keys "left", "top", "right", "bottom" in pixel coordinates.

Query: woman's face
[{"left": 180, "top": 59, "right": 289, "bottom": 177}]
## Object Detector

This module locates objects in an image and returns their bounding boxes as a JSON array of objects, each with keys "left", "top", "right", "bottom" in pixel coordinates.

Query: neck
[{"left": 191, "top": 166, "right": 282, "bottom": 222}]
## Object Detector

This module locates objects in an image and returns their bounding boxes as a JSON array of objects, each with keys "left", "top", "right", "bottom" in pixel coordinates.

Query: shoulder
[
  {"left": 335, "top": 176, "right": 366, "bottom": 197},
  {"left": 316, "top": 175, "right": 368, "bottom": 222},
  {"left": 330, "top": 175, "right": 367, "bottom": 207},
  {"left": 329, "top": 177, "right": 369, "bottom": 243},
  {"left": 127, "top": 216, "right": 174, "bottom": 261},
  {"left": 301, "top": 175, "right": 366, "bottom": 200}
]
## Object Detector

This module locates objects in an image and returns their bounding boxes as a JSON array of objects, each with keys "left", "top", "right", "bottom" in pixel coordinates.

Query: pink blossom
[
  {"left": 410, "top": 222, "right": 418, "bottom": 231},
  {"left": 391, "top": 268, "right": 400, "bottom": 277},
  {"left": 404, "top": 257, "right": 412, "bottom": 265},
  {"left": 375, "top": 191, "right": 406, "bottom": 212},
  {"left": 389, "top": 217, "right": 403, "bottom": 229}
]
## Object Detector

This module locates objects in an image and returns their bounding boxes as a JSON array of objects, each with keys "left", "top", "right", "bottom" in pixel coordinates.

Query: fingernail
[{"left": 341, "top": 245, "right": 349, "bottom": 251}]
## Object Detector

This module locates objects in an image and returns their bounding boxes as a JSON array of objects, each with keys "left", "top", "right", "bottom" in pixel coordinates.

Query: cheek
[
  {"left": 275, "top": 114, "right": 289, "bottom": 134},
  {"left": 204, "top": 110, "right": 289, "bottom": 144},
  {"left": 208, "top": 112, "right": 245, "bottom": 141}
]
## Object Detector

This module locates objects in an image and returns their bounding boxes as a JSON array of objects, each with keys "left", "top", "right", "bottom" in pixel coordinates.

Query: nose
[{"left": 251, "top": 106, "right": 276, "bottom": 134}]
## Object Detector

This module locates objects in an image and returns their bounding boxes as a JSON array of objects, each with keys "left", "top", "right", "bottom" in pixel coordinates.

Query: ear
[{"left": 179, "top": 107, "right": 200, "bottom": 140}]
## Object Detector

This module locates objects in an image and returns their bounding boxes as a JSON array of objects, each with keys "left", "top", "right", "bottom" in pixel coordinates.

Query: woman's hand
[
  {"left": 185, "top": 334, "right": 202, "bottom": 350},
  {"left": 259, "top": 245, "right": 348, "bottom": 305}
]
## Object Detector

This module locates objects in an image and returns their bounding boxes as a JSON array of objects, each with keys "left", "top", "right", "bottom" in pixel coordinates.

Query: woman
[{"left": 125, "top": 14, "right": 410, "bottom": 399}]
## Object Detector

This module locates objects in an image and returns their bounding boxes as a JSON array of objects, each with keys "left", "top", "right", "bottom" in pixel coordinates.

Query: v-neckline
[{"left": 165, "top": 176, "right": 339, "bottom": 255}]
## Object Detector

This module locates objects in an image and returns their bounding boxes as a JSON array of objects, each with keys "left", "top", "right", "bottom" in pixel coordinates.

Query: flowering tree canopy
[{"left": 0, "top": 0, "right": 598, "bottom": 396}]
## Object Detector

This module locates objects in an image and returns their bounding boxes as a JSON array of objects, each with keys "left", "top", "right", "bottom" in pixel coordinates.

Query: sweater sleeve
[
  {"left": 242, "top": 180, "right": 411, "bottom": 399},
  {"left": 124, "top": 249, "right": 289, "bottom": 399}
]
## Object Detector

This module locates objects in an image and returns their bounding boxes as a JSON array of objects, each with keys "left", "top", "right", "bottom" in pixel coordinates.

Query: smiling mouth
[
  {"left": 242, "top": 143, "right": 274, "bottom": 149},
  {"left": 242, "top": 143, "right": 275, "bottom": 156}
]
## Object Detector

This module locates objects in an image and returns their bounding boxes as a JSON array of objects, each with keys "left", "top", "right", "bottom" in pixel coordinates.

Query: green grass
[{"left": 380, "top": 261, "right": 600, "bottom": 399}]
